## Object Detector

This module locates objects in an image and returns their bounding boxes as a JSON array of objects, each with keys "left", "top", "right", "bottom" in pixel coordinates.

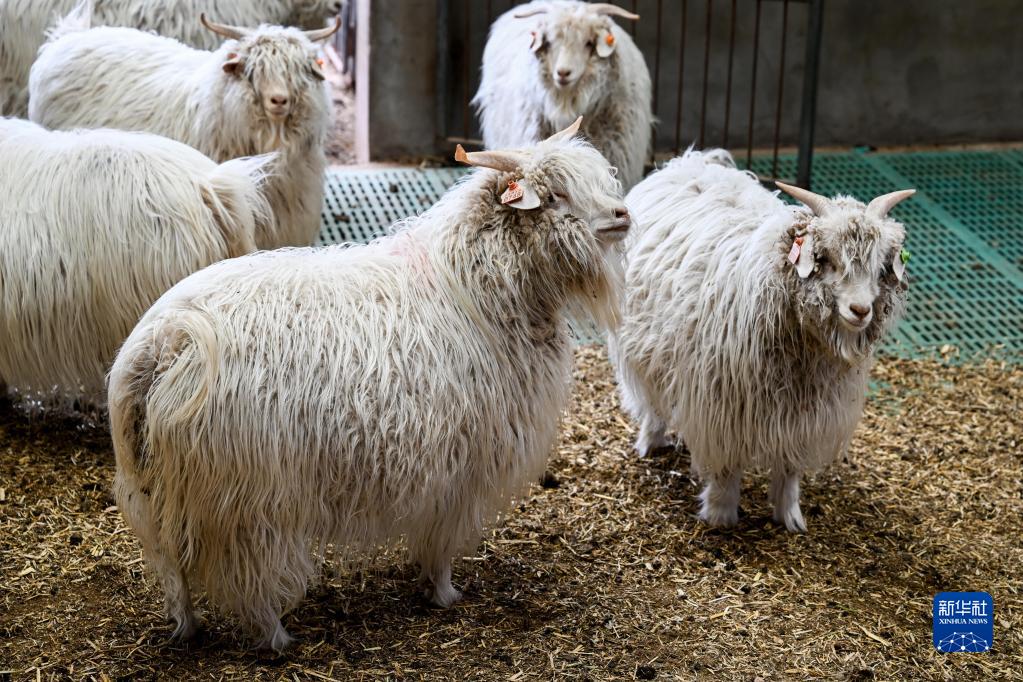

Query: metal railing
[{"left": 436, "top": 0, "right": 823, "bottom": 188}]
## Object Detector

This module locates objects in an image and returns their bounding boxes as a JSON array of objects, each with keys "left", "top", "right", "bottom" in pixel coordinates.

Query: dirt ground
[
  {"left": 324, "top": 71, "right": 356, "bottom": 167},
  {"left": 1, "top": 347, "right": 1021, "bottom": 680}
]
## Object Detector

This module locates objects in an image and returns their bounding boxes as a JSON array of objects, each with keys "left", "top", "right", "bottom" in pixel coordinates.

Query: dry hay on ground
[{"left": 1, "top": 347, "right": 1020, "bottom": 680}]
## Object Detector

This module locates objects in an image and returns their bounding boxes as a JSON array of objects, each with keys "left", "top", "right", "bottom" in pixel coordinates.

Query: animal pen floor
[{"left": 2, "top": 149, "right": 1022, "bottom": 680}]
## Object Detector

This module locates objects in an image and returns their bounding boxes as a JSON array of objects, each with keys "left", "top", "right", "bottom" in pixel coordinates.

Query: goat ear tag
[
  {"left": 787, "top": 236, "right": 803, "bottom": 265},
  {"left": 795, "top": 234, "right": 814, "bottom": 278},
  {"left": 596, "top": 30, "right": 616, "bottom": 58},
  {"left": 501, "top": 179, "right": 541, "bottom": 209},
  {"left": 893, "top": 248, "right": 908, "bottom": 281}
]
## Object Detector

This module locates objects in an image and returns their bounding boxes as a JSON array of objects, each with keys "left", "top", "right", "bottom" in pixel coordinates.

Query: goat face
[
  {"left": 289, "top": 0, "right": 345, "bottom": 29},
  {"left": 778, "top": 184, "right": 915, "bottom": 364}
]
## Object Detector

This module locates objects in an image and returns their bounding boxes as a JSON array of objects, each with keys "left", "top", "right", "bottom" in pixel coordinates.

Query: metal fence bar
[
  {"left": 796, "top": 0, "right": 824, "bottom": 188},
  {"left": 652, "top": 0, "right": 663, "bottom": 114},
  {"left": 770, "top": 0, "right": 789, "bottom": 179},
  {"left": 721, "top": 0, "right": 737, "bottom": 149},
  {"left": 673, "top": 0, "right": 688, "bottom": 155},
  {"left": 698, "top": 0, "right": 713, "bottom": 149},
  {"left": 745, "top": 0, "right": 762, "bottom": 169}
]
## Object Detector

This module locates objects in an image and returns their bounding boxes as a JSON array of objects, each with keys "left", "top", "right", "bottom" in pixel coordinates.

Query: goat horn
[
  {"left": 513, "top": 8, "right": 548, "bottom": 18},
  {"left": 866, "top": 189, "right": 916, "bottom": 219},
  {"left": 454, "top": 144, "right": 526, "bottom": 173},
  {"left": 200, "top": 13, "right": 249, "bottom": 40},
  {"left": 588, "top": 3, "right": 640, "bottom": 20},
  {"left": 304, "top": 16, "right": 342, "bottom": 42},
  {"left": 775, "top": 181, "right": 831, "bottom": 217},
  {"left": 545, "top": 116, "right": 583, "bottom": 143}
]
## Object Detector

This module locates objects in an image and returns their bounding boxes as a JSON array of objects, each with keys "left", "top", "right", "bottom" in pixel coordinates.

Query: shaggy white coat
[
  {"left": 109, "top": 135, "right": 628, "bottom": 650},
  {"left": 0, "top": 118, "right": 271, "bottom": 405},
  {"left": 609, "top": 149, "right": 910, "bottom": 532},
  {"left": 0, "top": 0, "right": 340, "bottom": 116},
  {"left": 28, "top": 13, "right": 330, "bottom": 248},
  {"left": 473, "top": 1, "right": 652, "bottom": 190}
]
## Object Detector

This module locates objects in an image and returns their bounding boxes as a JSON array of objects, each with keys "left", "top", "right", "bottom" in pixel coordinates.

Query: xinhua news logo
[{"left": 933, "top": 592, "right": 993, "bottom": 653}]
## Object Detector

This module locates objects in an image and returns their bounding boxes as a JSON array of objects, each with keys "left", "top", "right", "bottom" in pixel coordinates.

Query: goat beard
[
  {"left": 542, "top": 68, "right": 607, "bottom": 131},
  {"left": 256, "top": 118, "right": 289, "bottom": 153}
]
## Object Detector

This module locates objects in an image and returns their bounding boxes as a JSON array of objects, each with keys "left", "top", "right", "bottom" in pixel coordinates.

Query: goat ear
[
  {"left": 893, "top": 247, "right": 909, "bottom": 282},
  {"left": 595, "top": 29, "right": 616, "bottom": 57},
  {"left": 310, "top": 57, "right": 326, "bottom": 81},
  {"left": 222, "top": 53, "right": 244, "bottom": 75},
  {"left": 501, "top": 178, "right": 541, "bottom": 210},
  {"left": 529, "top": 30, "right": 544, "bottom": 52},
  {"left": 788, "top": 233, "right": 815, "bottom": 278}
]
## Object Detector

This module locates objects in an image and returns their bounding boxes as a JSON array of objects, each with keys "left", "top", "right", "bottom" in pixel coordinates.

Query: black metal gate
[{"left": 437, "top": 0, "right": 823, "bottom": 188}]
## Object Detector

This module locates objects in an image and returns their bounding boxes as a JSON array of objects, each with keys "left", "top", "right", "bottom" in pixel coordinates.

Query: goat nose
[
  {"left": 849, "top": 303, "right": 871, "bottom": 319},
  {"left": 270, "top": 95, "right": 288, "bottom": 106},
  {"left": 557, "top": 68, "right": 572, "bottom": 79},
  {"left": 615, "top": 207, "right": 629, "bottom": 220}
]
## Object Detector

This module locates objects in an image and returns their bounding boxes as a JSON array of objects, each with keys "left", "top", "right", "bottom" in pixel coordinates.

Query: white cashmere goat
[
  {"left": 29, "top": 11, "right": 336, "bottom": 248},
  {"left": 0, "top": 118, "right": 270, "bottom": 406},
  {"left": 0, "top": 0, "right": 341, "bottom": 116},
  {"left": 108, "top": 119, "right": 631, "bottom": 649},
  {"left": 473, "top": 1, "right": 652, "bottom": 191},
  {"left": 609, "top": 149, "right": 915, "bottom": 532}
]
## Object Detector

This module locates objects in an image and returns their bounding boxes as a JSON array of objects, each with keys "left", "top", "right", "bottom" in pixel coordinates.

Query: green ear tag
[{"left": 900, "top": 248, "right": 911, "bottom": 264}]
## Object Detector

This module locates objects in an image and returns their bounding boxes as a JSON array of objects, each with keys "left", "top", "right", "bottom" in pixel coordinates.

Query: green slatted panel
[{"left": 319, "top": 149, "right": 1023, "bottom": 360}]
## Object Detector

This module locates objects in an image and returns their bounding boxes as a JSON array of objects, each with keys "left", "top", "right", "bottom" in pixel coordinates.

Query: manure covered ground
[{"left": 1, "top": 346, "right": 1021, "bottom": 680}]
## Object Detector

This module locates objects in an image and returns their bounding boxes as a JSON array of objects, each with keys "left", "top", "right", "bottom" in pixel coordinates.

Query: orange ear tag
[
  {"left": 605, "top": 33, "right": 615, "bottom": 46},
  {"left": 501, "top": 180, "right": 525, "bottom": 204},
  {"left": 316, "top": 58, "right": 324, "bottom": 66}
]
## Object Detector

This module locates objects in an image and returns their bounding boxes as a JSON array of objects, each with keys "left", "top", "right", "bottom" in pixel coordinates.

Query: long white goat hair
[
  {"left": 0, "top": 118, "right": 271, "bottom": 406},
  {"left": 0, "top": 0, "right": 340, "bottom": 116},
  {"left": 109, "top": 131, "right": 628, "bottom": 650},
  {"left": 610, "top": 148, "right": 911, "bottom": 532},
  {"left": 28, "top": 10, "right": 331, "bottom": 248},
  {"left": 473, "top": 1, "right": 652, "bottom": 190}
]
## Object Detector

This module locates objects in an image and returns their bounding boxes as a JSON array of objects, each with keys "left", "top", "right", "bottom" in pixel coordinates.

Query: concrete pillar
[{"left": 355, "top": 0, "right": 439, "bottom": 162}]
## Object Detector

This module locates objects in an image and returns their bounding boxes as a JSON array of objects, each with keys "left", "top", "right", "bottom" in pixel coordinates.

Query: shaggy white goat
[
  {"left": 108, "top": 119, "right": 631, "bottom": 650},
  {"left": 0, "top": 118, "right": 271, "bottom": 406},
  {"left": 609, "top": 149, "right": 915, "bottom": 532},
  {"left": 473, "top": 1, "right": 652, "bottom": 191},
  {"left": 28, "top": 10, "right": 337, "bottom": 248},
  {"left": 0, "top": 0, "right": 341, "bottom": 116}
]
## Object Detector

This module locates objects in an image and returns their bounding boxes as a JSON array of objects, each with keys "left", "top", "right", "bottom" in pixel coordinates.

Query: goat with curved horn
[
  {"left": 866, "top": 189, "right": 916, "bottom": 219},
  {"left": 305, "top": 17, "right": 342, "bottom": 42},
  {"left": 775, "top": 181, "right": 831, "bottom": 217},
  {"left": 454, "top": 145, "right": 527, "bottom": 173},
  {"left": 199, "top": 14, "right": 249, "bottom": 40},
  {"left": 588, "top": 3, "right": 641, "bottom": 20}
]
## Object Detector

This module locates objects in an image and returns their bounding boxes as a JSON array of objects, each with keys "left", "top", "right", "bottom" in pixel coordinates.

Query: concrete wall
[{"left": 360, "top": 0, "right": 1023, "bottom": 161}]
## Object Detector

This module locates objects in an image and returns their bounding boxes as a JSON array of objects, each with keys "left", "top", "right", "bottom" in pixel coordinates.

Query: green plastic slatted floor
[{"left": 320, "top": 149, "right": 1023, "bottom": 359}]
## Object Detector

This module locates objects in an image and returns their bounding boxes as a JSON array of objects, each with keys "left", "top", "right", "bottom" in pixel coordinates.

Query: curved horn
[
  {"left": 200, "top": 13, "right": 249, "bottom": 40},
  {"left": 454, "top": 145, "right": 527, "bottom": 173},
  {"left": 775, "top": 181, "right": 831, "bottom": 217},
  {"left": 866, "top": 189, "right": 916, "bottom": 219},
  {"left": 513, "top": 8, "right": 549, "bottom": 19},
  {"left": 304, "top": 16, "right": 342, "bottom": 42},
  {"left": 589, "top": 3, "right": 640, "bottom": 20},
  {"left": 545, "top": 115, "right": 583, "bottom": 143}
]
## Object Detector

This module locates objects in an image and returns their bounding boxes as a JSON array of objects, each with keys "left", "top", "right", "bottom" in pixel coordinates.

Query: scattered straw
[{"left": 1, "top": 347, "right": 1021, "bottom": 679}]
